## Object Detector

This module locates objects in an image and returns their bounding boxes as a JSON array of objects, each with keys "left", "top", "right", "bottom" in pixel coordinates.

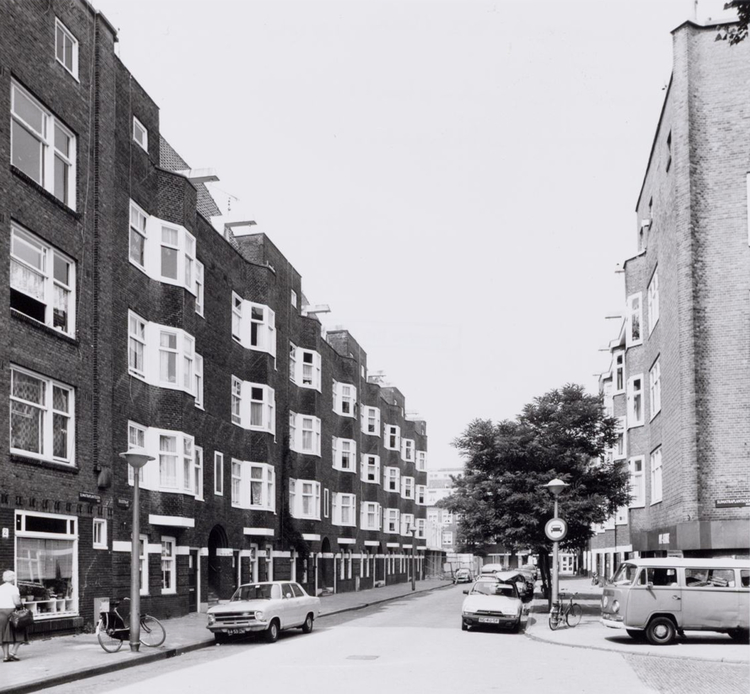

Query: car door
[
  {"left": 290, "top": 582, "right": 310, "bottom": 624},
  {"left": 279, "top": 582, "right": 302, "bottom": 627},
  {"left": 626, "top": 566, "right": 682, "bottom": 628},
  {"left": 681, "top": 567, "right": 737, "bottom": 629}
]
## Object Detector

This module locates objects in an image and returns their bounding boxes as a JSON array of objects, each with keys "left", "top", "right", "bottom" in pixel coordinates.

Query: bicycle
[
  {"left": 96, "top": 598, "right": 166, "bottom": 652},
  {"left": 548, "top": 590, "right": 582, "bottom": 630}
]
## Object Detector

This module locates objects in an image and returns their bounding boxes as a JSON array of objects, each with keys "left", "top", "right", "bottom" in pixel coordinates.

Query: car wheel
[
  {"left": 728, "top": 629, "right": 750, "bottom": 643},
  {"left": 214, "top": 633, "right": 229, "bottom": 644},
  {"left": 461, "top": 620, "right": 468, "bottom": 631},
  {"left": 645, "top": 617, "right": 676, "bottom": 646},
  {"left": 301, "top": 613, "right": 314, "bottom": 634},
  {"left": 265, "top": 620, "right": 280, "bottom": 643}
]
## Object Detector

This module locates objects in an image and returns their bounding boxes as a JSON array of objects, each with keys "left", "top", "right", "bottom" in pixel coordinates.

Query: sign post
[{"left": 543, "top": 479, "right": 569, "bottom": 609}]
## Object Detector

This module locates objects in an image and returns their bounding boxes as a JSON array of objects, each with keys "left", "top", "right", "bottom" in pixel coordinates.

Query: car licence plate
[
  {"left": 479, "top": 617, "right": 500, "bottom": 624},
  {"left": 227, "top": 629, "right": 247, "bottom": 635}
]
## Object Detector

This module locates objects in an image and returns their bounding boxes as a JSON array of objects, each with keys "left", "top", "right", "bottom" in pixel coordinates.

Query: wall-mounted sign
[
  {"left": 79, "top": 492, "right": 101, "bottom": 503},
  {"left": 117, "top": 498, "right": 131, "bottom": 508},
  {"left": 715, "top": 499, "right": 750, "bottom": 508},
  {"left": 545, "top": 517, "right": 567, "bottom": 542}
]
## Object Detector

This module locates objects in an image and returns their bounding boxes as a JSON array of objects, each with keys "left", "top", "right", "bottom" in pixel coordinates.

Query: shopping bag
[{"left": 10, "top": 608, "right": 34, "bottom": 630}]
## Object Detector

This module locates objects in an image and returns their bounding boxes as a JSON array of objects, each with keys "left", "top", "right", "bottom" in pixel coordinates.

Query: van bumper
[{"left": 601, "top": 616, "right": 627, "bottom": 630}]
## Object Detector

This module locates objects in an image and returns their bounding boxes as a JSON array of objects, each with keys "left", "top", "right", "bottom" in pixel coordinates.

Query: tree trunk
[{"left": 538, "top": 551, "right": 551, "bottom": 608}]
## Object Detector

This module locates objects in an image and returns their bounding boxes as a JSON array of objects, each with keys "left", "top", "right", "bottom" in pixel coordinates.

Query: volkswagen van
[{"left": 600, "top": 558, "right": 749, "bottom": 645}]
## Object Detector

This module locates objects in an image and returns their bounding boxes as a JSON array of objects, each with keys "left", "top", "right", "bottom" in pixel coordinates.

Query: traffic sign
[{"left": 545, "top": 517, "right": 568, "bottom": 542}]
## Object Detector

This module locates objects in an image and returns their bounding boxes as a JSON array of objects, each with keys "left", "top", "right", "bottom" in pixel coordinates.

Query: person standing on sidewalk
[{"left": 0, "top": 570, "right": 27, "bottom": 662}]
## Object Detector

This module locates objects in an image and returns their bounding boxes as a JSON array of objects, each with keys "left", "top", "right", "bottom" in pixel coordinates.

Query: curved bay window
[{"left": 15, "top": 511, "right": 78, "bottom": 619}]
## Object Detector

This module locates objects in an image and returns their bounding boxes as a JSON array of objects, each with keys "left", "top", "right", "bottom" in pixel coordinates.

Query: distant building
[{"left": 589, "top": 11, "right": 750, "bottom": 577}]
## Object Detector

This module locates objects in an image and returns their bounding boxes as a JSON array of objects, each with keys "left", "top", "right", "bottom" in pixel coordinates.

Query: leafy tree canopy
[
  {"left": 440, "top": 384, "right": 630, "bottom": 558},
  {"left": 718, "top": 2, "right": 750, "bottom": 44}
]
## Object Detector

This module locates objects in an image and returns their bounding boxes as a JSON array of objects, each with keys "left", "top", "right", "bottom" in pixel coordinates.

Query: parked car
[
  {"left": 480, "top": 568, "right": 535, "bottom": 603},
  {"left": 461, "top": 577, "right": 523, "bottom": 632},
  {"left": 206, "top": 581, "right": 321, "bottom": 643},
  {"left": 453, "top": 569, "right": 473, "bottom": 584}
]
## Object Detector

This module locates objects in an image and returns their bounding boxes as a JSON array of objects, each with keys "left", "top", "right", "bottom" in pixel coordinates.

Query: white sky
[{"left": 94, "top": 0, "right": 707, "bottom": 469}]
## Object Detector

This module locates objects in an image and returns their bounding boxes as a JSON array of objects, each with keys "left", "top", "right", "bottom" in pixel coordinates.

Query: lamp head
[
  {"left": 120, "top": 446, "right": 155, "bottom": 470},
  {"left": 544, "top": 478, "right": 569, "bottom": 497}
]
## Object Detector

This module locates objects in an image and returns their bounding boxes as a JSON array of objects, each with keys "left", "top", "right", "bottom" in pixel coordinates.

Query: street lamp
[
  {"left": 120, "top": 447, "right": 154, "bottom": 652},
  {"left": 408, "top": 523, "right": 416, "bottom": 591},
  {"left": 543, "top": 478, "right": 569, "bottom": 609}
]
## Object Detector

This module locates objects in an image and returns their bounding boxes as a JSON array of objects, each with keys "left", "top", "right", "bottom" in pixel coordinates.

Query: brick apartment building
[
  {"left": 588, "top": 12, "right": 750, "bottom": 577},
  {"left": 0, "top": 0, "right": 429, "bottom": 636}
]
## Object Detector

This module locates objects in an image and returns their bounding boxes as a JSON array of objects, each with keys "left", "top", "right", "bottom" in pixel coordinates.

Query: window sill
[
  {"left": 11, "top": 166, "right": 80, "bottom": 216},
  {"left": 10, "top": 309, "right": 78, "bottom": 344},
  {"left": 10, "top": 453, "right": 78, "bottom": 472},
  {"left": 650, "top": 500, "right": 663, "bottom": 506}
]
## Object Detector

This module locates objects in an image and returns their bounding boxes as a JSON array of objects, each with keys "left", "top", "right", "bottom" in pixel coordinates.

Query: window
[
  {"left": 361, "top": 406, "right": 381, "bottom": 436},
  {"left": 139, "top": 534, "right": 149, "bottom": 595},
  {"left": 416, "top": 518, "right": 426, "bottom": 539},
  {"left": 232, "top": 293, "right": 242, "bottom": 341},
  {"left": 613, "top": 417, "right": 626, "bottom": 460},
  {"left": 249, "top": 463, "right": 275, "bottom": 510},
  {"left": 332, "top": 494, "right": 356, "bottom": 526},
  {"left": 332, "top": 437, "right": 356, "bottom": 472},
  {"left": 10, "top": 366, "right": 74, "bottom": 464},
  {"left": 649, "top": 358, "right": 661, "bottom": 419},
  {"left": 93, "top": 519, "right": 107, "bottom": 549},
  {"left": 158, "top": 329, "right": 195, "bottom": 392},
  {"left": 685, "top": 568, "right": 736, "bottom": 588},
  {"left": 195, "top": 261, "right": 204, "bottom": 316},
  {"left": 384, "top": 424, "right": 401, "bottom": 451},
  {"left": 416, "top": 451, "right": 426, "bottom": 471},
  {"left": 629, "top": 456, "right": 645, "bottom": 507},
  {"left": 231, "top": 459, "right": 242, "bottom": 506},
  {"left": 133, "top": 117, "right": 148, "bottom": 152},
  {"left": 647, "top": 270, "right": 659, "bottom": 334},
  {"left": 214, "top": 452, "right": 224, "bottom": 496},
  {"left": 129, "top": 201, "right": 148, "bottom": 268},
  {"left": 289, "top": 479, "right": 320, "bottom": 520},
  {"left": 442, "top": 532, "right": 453, "bottom": 546},
  {"left": 323, "top": 488, "right": 330, "bottom": 518},
  {"left": 384, "top": 467, "right": 400, "bottom": 493},
  {"left": 11, "top": 82, "right": 77, "bottom": 208},
  {"left": 650, "top": 447, "right": 663, "bottom": 504},
  {"left": 416, "top": 484, "right": 426, "bottom": 505},
  {"left": 402, "top": 438, "right": 415, "bottom": 462},
  {"left": 291, "top": 289, "right": 297, "bottom": 307},
  {"left": 127, "top": 421, "right": 146, "bottom": 485},
  {"left": 401, "top": 476, "right": 415, "bottom": 500},
  {"left": 401, "top": 513, "right": 415, "bottom": 536},
  {"left": 626, "top": 294, "right": 643, "bottom": 347},
  {"left": 627, "top": 375, "right": 644, "bottom": 428},
  {"left": 194, "top": 446, "right": 204, "bottom": 501},
  {"left": 55, "top": 18, "right": 79, "bottom": 78},
  {"left": 231, "top": 379, "right": 275, "bottom": 433},
  {"left": 614, "top": 351, "right": 625, "bottom": 393},
  {"left": 289, "top": 345, "right": 321, "bottom": 390},
  {"left": 232, "top": 297, "right": 277, "bottom": 357},
  {"left": 194, "top": 355, "right": 204, "bottom": 409},
  {"left": 333, "top": 381, "right": 357, "bottom": 417},
  {"left": 161, "top": 537, "right": 176, "bottom": 594},
  {"left": 16, "top": 511, "right": 78, "bottom": 618},
  {"left": 10, "top": 223, "right": 76, "bottom": 335},
  {"left": 360, "top": 502, "right": 381, "bottom": 531},
  {"left": 384, "top": 508, "right": 400, "bottom": 534},
  {"left": 361, "top": 454, "right": 380, "bottom": 483},
  {"left": 289, "top": 412, "right": 321, "bottom": 456}
]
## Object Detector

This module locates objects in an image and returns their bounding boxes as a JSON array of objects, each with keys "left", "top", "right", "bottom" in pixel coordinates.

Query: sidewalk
[
  {"left": 0, "top": 578, "right": 454, "bottom": 694},
  {"left": 525, "top": 576, "right": 750, "bottom": 665}
]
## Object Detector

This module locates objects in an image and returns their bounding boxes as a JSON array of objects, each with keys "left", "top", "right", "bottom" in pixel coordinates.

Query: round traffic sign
[{"left": 545, "top": 517, "right": 568, "bottom": 542}]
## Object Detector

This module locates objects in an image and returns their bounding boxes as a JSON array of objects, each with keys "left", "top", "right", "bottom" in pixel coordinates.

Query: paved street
[{"left": 36, "top": 583, "right": 749, "bottom": 694}]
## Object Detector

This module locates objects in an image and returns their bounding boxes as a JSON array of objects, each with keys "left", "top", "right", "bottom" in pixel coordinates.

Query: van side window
[
  {"left": 741, "top": 570, "right": 749, "bottom": 588},
  {"left": 686, "top": 568, "right": 734, "bottom": 587},
  {"left": 645, "top": 567, "right": 677, "bottom": 586}
]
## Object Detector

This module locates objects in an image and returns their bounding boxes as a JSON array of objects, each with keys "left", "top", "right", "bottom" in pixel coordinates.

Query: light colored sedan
[
  {"left": 206, "top": 581, "right": 321, "bottom": 643},
  {"left": 461, "top": 577, "right": 523, "bottom": 632}
]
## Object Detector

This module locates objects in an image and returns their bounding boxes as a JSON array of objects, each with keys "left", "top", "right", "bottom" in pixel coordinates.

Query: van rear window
[{"left": 686, "top": 568, "right": 735, "bottom": 588}]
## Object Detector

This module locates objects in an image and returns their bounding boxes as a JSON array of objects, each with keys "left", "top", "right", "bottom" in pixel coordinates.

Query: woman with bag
[{"left": 0, "top": 570, "right": 28, "bottom": 662}]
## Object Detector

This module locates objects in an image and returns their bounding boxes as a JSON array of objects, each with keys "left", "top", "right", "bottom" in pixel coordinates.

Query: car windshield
[
  {"left": 232, "top": 584, "right": 274, "bottom": 601},
  {"left": 471, "top": 582, "right": 517, "bottom": 597},
  {"left": 611, "top": 563, "right": 639, "bottom": 586}
]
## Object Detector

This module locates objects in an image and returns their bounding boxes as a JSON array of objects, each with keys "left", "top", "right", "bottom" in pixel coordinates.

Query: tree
[
  {"left": 440, "top": 384, "right": 630, "bottom": 601},
  {"left": 717, "top": 2, "right": 749, "bottom": 44}
]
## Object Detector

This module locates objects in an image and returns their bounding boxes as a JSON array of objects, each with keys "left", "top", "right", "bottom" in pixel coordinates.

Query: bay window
[
  {"left": 232, "top": 296, "right": 277, "bottom": 357},
  {"left": 126, "top": 426, "right": 196, "bottom": 496},
  {"left": 626, "top": 293, "right": 643, "bottom": 347},
  {"left": 649, "top": 358, "right": 661, "bottom": 419},
  {"left": 384, "top": 508, "right": 400, "bottom": 534},
  {"left": 231, "top": 378, "right": 275, "bottom": 433},
  {"left": 401, "top": 513, "right": 415, "bottom": 536},
  {"left": 10, "top": 223, "right": 76, "bottom": 335},
  {"left": 402, "top": 438, "right": 415, "bottom": 462},
  {"left": 629, "top": 456, "right": 645, "bottom": 507},
  {"left": 332, "top": 437, "right": 356, "bottom": 472},
  {"left": 333, "top": 381, "right": 356, "bottom": 417},
  {"left": 289, "top": 344, "right": 321, "bottom": 390},
  {"left": 416, "top": 451, "right": 426, "bottom": 471},
  {"left": 401, "top": 476, "right": 415, "bottom": 499},
  {"left": 384, "top": 424, "right": 400, "bottom": 451},
  {"left": 332, "top": 493, "right": 356, "bottom": 527},
  {"left": 627, "top": 375, "right": 644, "bottom": 428},
  {"left": 360, "top": 502, "right": 382, "bottom": 531},
  {"left": 361, "top": 454, "right": 380, "bottom": 483},
  {"left": 361, "top": 405, "right": 381, "bottom": 436},
  {"left": 289, "top": 412, "right": 321, "bottom": 456},
  {"left": 289, "top": 479, "right": 320, "bottom": 519},
  {"left": 384, "top": 467, "right": 400, "bottom": 492},
  {"left": 647, "top": 269, "right": 660, "bottom": 334}
]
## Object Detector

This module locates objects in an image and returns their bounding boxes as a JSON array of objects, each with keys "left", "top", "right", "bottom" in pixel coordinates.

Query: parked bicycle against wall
[
  {"left": 548, "top": 590, "right": 582, "bottom": 630},
  {"left": 591, "top": 572, "right": 600, "bottom": 586},
  {"left": 96, "top": 598, "right": 166, "bottom": 652}
]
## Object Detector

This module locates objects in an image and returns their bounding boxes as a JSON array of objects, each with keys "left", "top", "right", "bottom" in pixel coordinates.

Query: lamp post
[
  {"left": 543, "top": 478, "right": 569, "bottom": 608},
  {"left": 120, "top": 447, "right": 154, "bottom": 652},
  {"left": 408, "top": 523, "right": 416, "bottom": 591}
]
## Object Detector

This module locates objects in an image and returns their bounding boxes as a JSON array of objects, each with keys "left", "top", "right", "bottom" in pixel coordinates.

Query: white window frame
[
  {"left": 10, "top": 222, "right": 76, "bottom": 336},
  {"left": 231, "top": 459, "right": 242, "bottom": 506},
  {"left": 194, "top": 354, "right": 204, "bottom": 409},
  {"left": 152, "top": 431, "right": 194, "bottom": 493},
  {"left": 332, "top": 493, "right": 357, "bottom": 527},
  {"left": 323, "top": 488, "right": 330, "bottom": 518},
  {"left": 10, "top": 365, "right": 74, "bottom": 465},
  {"left": 231, "top": 379, "right": 275, "bottom": 434},
  {"left": 290, "top": 344, "right": 322, "bottom": 390},
  {"left": 650, "top": 447, "right": 663, "bottom": 504},
  {"left": 55, "top": 18, "right": 79, "bottom": 79},
  {"left": 629, "top": 456, "right": 645, "bottom": 508},
  {"left": 360, "top": 454, "right": 381, "bottom": 484},
  {"left": 332, "top": 437, "right": 357, "bottom": 473},
  {"left": 232, "top": 292, "right": 243, "bottom": 341},
  {"left": 11, "top": 81, "right": 77, "bottom": 208},
  {"left": 129, "top": 200, "right": 148, "bottom": 269},
  {"left": 384, "top": 424, "right": 401, "bottom": 451},
  {"left": 289, "top": 479, "right": 321, "bottom": 520},
  {"left": 93, "top": 518, "right": 107, "bottom": 549},
  {"left": 232, "top": 297, "right": 277, "bottom": 358},
  {"left": 416, "top": 518, "right": 426, "bottom": 539},
  {"left": 626, "top": 375, "right": 644, "bottom": 428},
  {"left": 360, "top": 501, "right": 381, "bottom": 531},
  {"left": 133, "top": 117, "right": 148, "bottom": 153},
  {"left": 160, "top": 536, "right": 176, "bottom": 594},
  {"left": 416, "top": 484, "right": 427, "bottom": 505},
  {"left": 613, "top": 416, "right": 626, "bottom": 460},
  {"left": 416, "top": 450, "right": 426, "bottom": 471},
  {"left": 289, "top": 412, "right": 322, "bottom": 456},
  {"left": 333, "top": 381, "right": 357, "bottom": 417},
  {"left": 214, "top": 452, "right": 224, "bottom": 496},
  {"left": 248, "top": 462, "right": 276, "bottom": 511},
  {"left": 401, "top": 513, "right": 415, "bottom": 537},
  {"left": 649, "top": 358, "right": 661, "bottom": 420},
  {"left": 361, "top": 406, "right": 381, "bottom": 436},
  {"left": 231, "top": 376, "right": 242, "bottom": 425},
  {"left": 195, "top": 260, "right": 204, "bottom": 316},
  {"left": 127, "top": 421, "right": 146, "bottom": 485},
  {"left": 291, "top": 289, "right": 297, "bottom": 307},
  {"left": 402, "top": 438, "right": 415, "bottom": 462},
  {"left": 194, "top": 445, "right": 204, "bottom": 501},
  {"left": 613, "top": 350, "right": 625, "bottom": 394},
  {"left": 626, "top": 293, "right": 643, "bottom": 347},
  {"left": 384, "top": 508, "right": 400, "bottom": 534},
  {"left": 384, "top": 466, "right": 400, "bottom": 493},
  {"left": 401, "top": 476, "right": 415, "bottom": 500},
  {"left": 647, "top": 269, "right": 660, "bottom": 335}
]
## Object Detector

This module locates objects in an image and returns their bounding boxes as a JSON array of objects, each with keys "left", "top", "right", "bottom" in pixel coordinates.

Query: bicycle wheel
[
  {"left": 566, "top": 603, "right": 583, "bottom": 628},
  {"left": 548, "top": 612, "right": 561, "bottom": 630},
  {"left": 139, "top": 614, "right": 166, "bottom": 647},
  {"left": 97, "top": 618, "right": 124, "bottom": 653}
]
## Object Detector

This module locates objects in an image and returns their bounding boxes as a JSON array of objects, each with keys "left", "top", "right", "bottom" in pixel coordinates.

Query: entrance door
[{"left": 188, "top": 549, "right": 199, "bottom": 612}]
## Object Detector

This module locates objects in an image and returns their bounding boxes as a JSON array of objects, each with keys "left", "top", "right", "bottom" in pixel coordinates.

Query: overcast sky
[{"left": 94, "top": 0, "right": 709, "bottom": 469}]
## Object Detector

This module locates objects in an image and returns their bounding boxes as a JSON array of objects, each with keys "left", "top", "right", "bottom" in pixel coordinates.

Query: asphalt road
[{"left": 42, "top": 585, "right": 749, "bottom": 694}]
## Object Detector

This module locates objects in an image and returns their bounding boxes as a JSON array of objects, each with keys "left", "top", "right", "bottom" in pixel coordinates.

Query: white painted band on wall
[
  {"left": 302, "top": 534, "right": 320, "bottom": 541},
  {"left": 243, "top": 527, "right": 274, "bottom": 536},
  {"left": 149, "top": 514, "right": 195, "bottom": 528}
]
